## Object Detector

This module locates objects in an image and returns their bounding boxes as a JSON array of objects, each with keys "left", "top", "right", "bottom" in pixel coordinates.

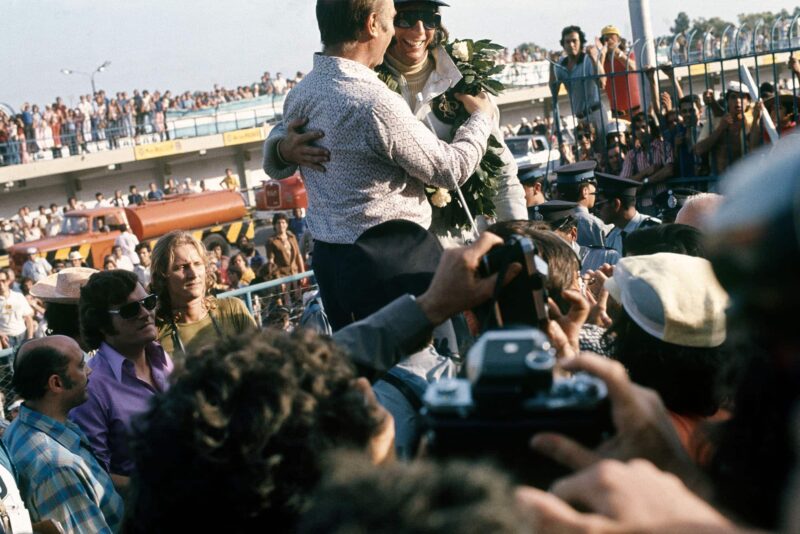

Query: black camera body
[
  {"left": 475, "top": 234, "right": 549, "bottom": 328},
  {"left": 421, "top": 329, "right": 613, "bottom": 482}
]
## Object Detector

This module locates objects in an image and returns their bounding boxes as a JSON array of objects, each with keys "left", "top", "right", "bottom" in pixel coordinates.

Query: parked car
[{"left": 505, "top": 135, "right": 560, "bottom": 178}]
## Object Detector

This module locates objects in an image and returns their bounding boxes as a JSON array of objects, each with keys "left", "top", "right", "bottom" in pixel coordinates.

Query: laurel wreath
[{"left": 377, "top": 38, "right": 507, "bottom": 230}]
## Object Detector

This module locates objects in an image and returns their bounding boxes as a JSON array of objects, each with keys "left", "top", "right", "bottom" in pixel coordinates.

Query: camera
[
  {"left": 421, "top": 329, "right": 613, "bottom": 483},
  {"left": 475, "top": 234, "right": 549, "bottom": 329}
]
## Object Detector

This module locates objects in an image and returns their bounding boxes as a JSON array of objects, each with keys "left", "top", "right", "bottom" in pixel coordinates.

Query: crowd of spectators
[
  {"left": 2, "top": 6, "right": 800, "bottom": 534},
  {"left": 0, "top": 70, "right": 304, "bottom": 166}
]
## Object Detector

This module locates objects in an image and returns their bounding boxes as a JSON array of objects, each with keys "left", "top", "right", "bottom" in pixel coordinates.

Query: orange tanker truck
[
  {"left": 8, "top": 190, "right": 253, "bottom": 272},
  {"left": 4, "top": 175, "right": 308, "bottom": 272}
]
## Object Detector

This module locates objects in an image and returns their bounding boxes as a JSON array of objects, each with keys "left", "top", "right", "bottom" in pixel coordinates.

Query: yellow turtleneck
[{"left": 384, "top": 52, "right": 435, "bottom": 110}]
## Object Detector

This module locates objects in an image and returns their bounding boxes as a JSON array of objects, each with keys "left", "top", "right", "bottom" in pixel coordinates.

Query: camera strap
[
  {"left": 381, "top": 372, "right": 423, "bottom": 412},
  {"left": 483, "top": 262, "right": 511, "bottom": 331}
]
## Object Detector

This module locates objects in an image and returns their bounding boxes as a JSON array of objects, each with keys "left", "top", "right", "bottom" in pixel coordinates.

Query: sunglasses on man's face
[
  {"left": 109, "top": 294, "right": 158, "bottom": 320},
  {"left": 394, "top": 10, "right": 441, "bottom": 30}
]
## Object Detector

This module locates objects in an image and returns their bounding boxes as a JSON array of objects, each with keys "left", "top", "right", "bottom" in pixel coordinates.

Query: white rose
[
  {"left": 451, "top": 41, "right": 469, "bottom": 62},
  {"left": 430, "top": 188, "right": 452, "bottom": 208}
]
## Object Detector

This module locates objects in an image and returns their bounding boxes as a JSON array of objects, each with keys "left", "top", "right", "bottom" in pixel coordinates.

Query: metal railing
[
  {"left": 503, "top": 16, "right": 800, "bottom": 205},
  {"left": 0, "top": 94, "right": 287, "bottom": 166}
]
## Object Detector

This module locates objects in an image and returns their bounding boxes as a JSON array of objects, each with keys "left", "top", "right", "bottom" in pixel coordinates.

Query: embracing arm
[{"left": 369, "top": 93, "right": 493, "bottom": 190}]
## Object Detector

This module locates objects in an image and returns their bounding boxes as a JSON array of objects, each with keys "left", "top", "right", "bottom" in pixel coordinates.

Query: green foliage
[{"left": 671, "top": 12, "right": 690, "bottom": 35}]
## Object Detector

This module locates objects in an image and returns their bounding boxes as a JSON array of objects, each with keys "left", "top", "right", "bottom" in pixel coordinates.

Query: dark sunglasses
[
  {"left": 109, "top": 294, "right": 158, "bottom": 320},
  {"left": 576, "top": 133, "right": 592, "bottom": 140},
  {"left": 394, "top": 10, "right": 441, "bottom": 30}
]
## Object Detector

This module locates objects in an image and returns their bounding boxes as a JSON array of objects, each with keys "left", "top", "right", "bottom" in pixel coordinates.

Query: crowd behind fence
[
  {"left": 496, "top": 17, "right": 800, "bottom": 216},
  {"left": 0, "top": 71, "right": 299, "bottom": 166}
]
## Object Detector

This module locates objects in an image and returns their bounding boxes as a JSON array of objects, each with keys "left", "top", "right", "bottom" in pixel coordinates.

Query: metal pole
[{"left": 628, "top": 0, "right": 657, "bottom": 112}]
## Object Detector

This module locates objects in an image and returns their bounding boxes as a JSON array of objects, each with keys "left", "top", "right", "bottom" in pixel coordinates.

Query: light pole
[{"left": 61, "top": 60, "right": 111, "bottom": 95}]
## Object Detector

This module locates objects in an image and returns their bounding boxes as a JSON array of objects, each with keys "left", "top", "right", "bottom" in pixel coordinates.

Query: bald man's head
[
  {"left": 675, "top": 193, "right": 723, "bottom": 230},
  {"left": 13, "top": 335, "right": 84, "bottom": 401}
]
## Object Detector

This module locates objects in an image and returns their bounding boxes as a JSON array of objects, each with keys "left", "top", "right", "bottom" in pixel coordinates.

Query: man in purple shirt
[{"left": 70, "top": 269, "right": 172, "bottom": 492}]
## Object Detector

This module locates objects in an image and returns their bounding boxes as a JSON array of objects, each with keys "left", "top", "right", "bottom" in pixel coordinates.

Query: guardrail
[{"left": 0, "top": 94, "right": 287, "bottom": 166}]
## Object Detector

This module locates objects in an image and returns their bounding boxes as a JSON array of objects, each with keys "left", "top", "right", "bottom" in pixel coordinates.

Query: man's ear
[
  {"left": 580, "top": 184, "right": 591, "bottom": 201},
  {"left": 534, "top": 182, "right": 543, "bottom": 195},
  {"left": 614, "top": 198, "right": 622, "bottom": 212},
  {"left": 48, "top": 373, "right": 64, "bottom": 394},
  {"left": 365, "top": 10, "right": 381, "bottom": 38},
  {"left": 570, "top": 227, "right": 578, "bottom": 242}
]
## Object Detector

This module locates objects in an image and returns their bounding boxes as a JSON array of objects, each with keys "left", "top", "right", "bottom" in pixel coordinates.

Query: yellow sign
[
  {"left": 134, "top": 140, "right": 181, "bottom": 160},
  {"left": 223, "top": 127, "right": 266, "bottom": 146}
]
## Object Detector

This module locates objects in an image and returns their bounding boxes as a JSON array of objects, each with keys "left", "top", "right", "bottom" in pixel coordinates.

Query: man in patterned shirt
[
  {"left": 267, "top": 0, "right": 495, "bottom": 329},
  {"left": 4, "top": 336, "right": 124, "bottom": 534}
]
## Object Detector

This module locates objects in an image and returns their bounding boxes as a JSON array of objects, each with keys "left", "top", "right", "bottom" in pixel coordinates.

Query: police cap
[
  {"left": 529, "top": 200, "right": 578, "bottom": 225},
  {"left": 518, "top": 163, "right": 547, "bottom": 185},
  {"left": 555, "top": 161, "right": 597, "bottom": 186},
  {"left": 596, "top": 172, "right": 640, "bottom": 198}
]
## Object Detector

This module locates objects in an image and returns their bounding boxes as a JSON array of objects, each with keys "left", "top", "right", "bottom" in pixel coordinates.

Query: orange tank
[{"left": 126, "top": 191, "right": 246, "bottom": 239}]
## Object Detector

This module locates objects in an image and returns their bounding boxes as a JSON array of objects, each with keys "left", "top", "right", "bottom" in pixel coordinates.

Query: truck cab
[{"left": 9, "top": 208, "right": 129, "bottom": 272}]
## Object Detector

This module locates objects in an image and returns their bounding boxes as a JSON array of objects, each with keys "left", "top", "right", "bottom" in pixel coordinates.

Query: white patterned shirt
[{"left": 280, "top": 54, "right": 493, "bottom": 244}]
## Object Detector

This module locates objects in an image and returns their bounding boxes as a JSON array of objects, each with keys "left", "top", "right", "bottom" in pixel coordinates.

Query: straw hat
[{"left": 29, "top": 267, "right": 98, "bottom": 304}]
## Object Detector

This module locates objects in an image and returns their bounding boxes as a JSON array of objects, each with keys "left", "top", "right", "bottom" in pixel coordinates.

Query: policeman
[
  {"left": 553, "top": 161, "right": 612, "bottom": 247},
  {"left": 532, "top": 200, "right": 620, "bottom": 273},
  {"left": 518, "top": 163, "right": 548, "bottom": 219},
  {"left": 595, "top": 172, "right": 661, "bottom": 255}
]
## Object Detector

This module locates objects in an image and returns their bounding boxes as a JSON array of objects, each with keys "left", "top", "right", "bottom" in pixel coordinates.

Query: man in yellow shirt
[{"left": 220, "top": 168, "right": 240, "bottom": 192}]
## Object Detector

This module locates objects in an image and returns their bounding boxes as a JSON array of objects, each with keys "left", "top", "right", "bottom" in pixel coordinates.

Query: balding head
[
  {"left": 14, "top": 335, "right": 83, "bottom": 401},
  {"left": 675, "top": 193, "right": 723, "bottom": 230}
]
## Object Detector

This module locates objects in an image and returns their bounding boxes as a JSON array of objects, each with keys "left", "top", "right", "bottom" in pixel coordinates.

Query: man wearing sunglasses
[
  {"left": 265, "top": 0, "right": 526, "bottom": 249},
  {"left": 71, "top": 270, "right": 173, "bottom": 493},
  {"left": 262, "top": 0, "right": 496, "bottom": 330}
]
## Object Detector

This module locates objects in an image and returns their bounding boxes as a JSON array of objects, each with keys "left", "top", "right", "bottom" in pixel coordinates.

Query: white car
[{"left": 505, "top": 135, "right": 561, "bottom": 177}]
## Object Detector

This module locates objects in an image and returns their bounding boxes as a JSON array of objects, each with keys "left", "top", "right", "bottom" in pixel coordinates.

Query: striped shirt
[
  {"left": 620, "top": 138, "right": 673, "bottom": 180},
  {"left": 4, "top": 406, "right": 124, "bottom": 533}
]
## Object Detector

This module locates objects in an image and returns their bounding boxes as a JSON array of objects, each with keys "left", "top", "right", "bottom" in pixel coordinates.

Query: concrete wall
[{"left": 0, "top": 142, "right": 268, "bottom": 218}]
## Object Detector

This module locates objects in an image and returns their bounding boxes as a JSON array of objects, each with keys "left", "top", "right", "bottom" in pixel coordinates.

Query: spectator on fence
[
  {"left": 694, "top": 81, "right": 753, "bottom": 174},
  {"left": 5, "top": 336, "right": 124, "bottom": 532},
  {"left": 550, "top": 25, "right": 605, "bottom": 137},
  {"left": 750, "top": 91, "right": 800, "bottom": 149},
  {"left": 71, "top": 270, "right": 172, "bottom": 492},
  {"left": 621, "top": 112, "right": 673, "bottom": 187},
  {"left": 599, "top": 25, "right": 641, "bottom": 119},
  {"left": 151, "top": 230, "right": 256, "bottom": 360}
]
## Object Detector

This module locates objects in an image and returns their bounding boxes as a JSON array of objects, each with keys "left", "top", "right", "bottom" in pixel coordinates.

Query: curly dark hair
[
  {"left": 44, "top": 303, "right": 82, "bottom": 346},
  {"left": 79, "top": 270, "right": 140, "bottom": 350},
  {"left": 299, "top": 452, "right": 524, "bottom": 534},
  {"left": 125, "top": 329, "right": 384, "bottom": 533}
]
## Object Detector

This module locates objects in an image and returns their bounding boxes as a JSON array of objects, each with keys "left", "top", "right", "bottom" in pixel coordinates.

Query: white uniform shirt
[{"left": 0, "top": 291, "right": 33, "bottom": 337}]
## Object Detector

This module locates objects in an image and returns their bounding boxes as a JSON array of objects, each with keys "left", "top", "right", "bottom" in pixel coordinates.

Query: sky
[{"left": 3, "top": 0, "right": 799, "bottom": 110}]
